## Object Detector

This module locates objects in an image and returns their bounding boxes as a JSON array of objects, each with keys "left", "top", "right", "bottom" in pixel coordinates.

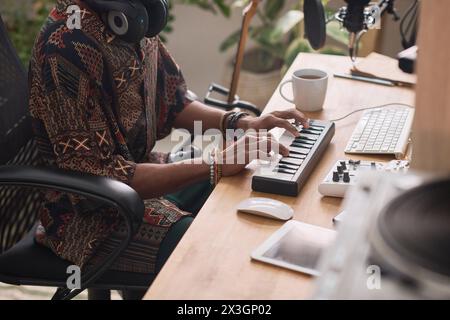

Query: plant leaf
[
  {"left": 254, "top": 10, "right": 304, "bottom": 45},
  {"left": 213, "top": 0, "right": 231, "bottom": 17},
  {"left": 326, "top": 20, "right": 349, "bottom": 44},
  {"left": 219, "top": 29, "right": 243, "bottom": 52},
  {"left": 275, "top": 10, "right": 304, "bottom": 36},
  {"left": 264, "top": 0, "right": 285, "bottom": 21}
]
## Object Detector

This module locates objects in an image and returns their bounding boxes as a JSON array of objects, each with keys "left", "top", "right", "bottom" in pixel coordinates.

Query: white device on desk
[
  {"left": 345, "top": 105, "right": 414, "bottom": 159},
  {"left": 236, "top": 197, "right": 294, "bottom": 221},
  {"left": 319, "top": 159, "right": 410, "bottom": 198},
  {"left": 251, "top": 220, "right": 336, "bottom": 276}
]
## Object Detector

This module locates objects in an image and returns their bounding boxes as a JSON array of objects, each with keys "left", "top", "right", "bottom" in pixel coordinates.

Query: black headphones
[{"left": 84, "top": 0, "right": 169, "bottom": 43}]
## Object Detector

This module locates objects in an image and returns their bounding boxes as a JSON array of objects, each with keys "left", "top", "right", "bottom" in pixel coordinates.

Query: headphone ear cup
[
  {"left": 106, "top": 0, "right": 149, "bottom": 43},
  {"left": 107, "top": 11, "right": 129, "bottom": 36},
  {"left": 143, "top": 0, "right": 169, "bottom": 38}
]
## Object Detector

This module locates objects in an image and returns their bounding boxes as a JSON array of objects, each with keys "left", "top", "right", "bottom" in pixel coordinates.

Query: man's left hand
[{"left": 238, "top": 108, "right": 310, "bottom": 137}]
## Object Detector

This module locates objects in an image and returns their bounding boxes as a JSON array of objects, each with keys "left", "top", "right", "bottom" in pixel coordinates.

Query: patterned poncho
[{"left": 29, "top": 0, "right": 192, "bottom": 272}]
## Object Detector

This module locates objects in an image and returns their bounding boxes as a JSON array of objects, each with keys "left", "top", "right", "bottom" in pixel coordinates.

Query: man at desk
[{"left": 28, "top": 0, "right": 309, "bottom": 291}]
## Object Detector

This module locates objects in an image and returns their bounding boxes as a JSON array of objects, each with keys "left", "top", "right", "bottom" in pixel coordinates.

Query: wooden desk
[{"left": 145, "top": 53, "right": 415, "bottom": 300}]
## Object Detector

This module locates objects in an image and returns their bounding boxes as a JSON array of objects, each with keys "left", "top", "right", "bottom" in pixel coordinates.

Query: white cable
[{"left": 329, "top": 102, "right": 414, "bottom": 122}]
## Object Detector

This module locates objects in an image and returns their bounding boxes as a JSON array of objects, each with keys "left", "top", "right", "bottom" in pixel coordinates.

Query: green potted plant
[
  {"left": 212, "top": 0, "right": 346, "bottom": 110},
  {"left": 1, "top": 0, "right": 54, "bottom": 66},
  {"left": 219, "top": 0, "right": 307, "bottom": 109}
]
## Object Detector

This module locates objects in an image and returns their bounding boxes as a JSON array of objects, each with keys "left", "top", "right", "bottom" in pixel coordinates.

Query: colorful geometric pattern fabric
[{"left": 29, "top": 0, "right": 192, "bottom": 273}]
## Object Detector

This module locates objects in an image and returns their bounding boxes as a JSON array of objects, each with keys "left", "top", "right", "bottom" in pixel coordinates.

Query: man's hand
[
  {"left": 237, "top": 108, "right": 310, "bottom": 137},
  {"left": 219, "top": 132, "right": 289, "bottom": 177}
]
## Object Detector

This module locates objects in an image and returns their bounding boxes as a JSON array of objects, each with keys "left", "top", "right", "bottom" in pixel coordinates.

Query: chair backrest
[{"left": 0, "top": 14, "right": 42, "bottom": 253}]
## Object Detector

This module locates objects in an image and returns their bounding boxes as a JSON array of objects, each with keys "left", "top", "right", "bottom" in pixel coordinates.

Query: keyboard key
[
  {"left": 274, "top": 168, "right": 297, "bottom": 175},
  {"left": 300, "top": 129, "right": 320, "bottom": 135},
  {"left": 287, "top": 154, "right": 306, "bottom": 160},
  {"left": 291, "top": 142, "right": 313, "bottom": 149},
  {"left": 290, "top": 146, "right": 310, "bottom": 155},
  {"left": 294, "top": 137, "right": 315, "bottom": 145},
  {"left": 278, "top": 164, "right": 299, "bottom": 171},
  {"left": 300, "top": 133, "right": 320, "bottom": 140},
  {"left": 280, "top": 158, "right": 304, "bottom": 166}
]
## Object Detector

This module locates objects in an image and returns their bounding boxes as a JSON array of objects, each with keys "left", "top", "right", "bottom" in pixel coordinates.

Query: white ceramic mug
[{"left": 279, "top": 68, "right": 329, "bottom": 112}]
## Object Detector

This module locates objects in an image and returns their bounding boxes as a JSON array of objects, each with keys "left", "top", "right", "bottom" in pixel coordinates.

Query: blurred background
[
  {"left": 0, "top": 0, "right": 411, "bottom": 110},
  {"left": 0, "top": 0, "right": 412, "bottom": 299}
]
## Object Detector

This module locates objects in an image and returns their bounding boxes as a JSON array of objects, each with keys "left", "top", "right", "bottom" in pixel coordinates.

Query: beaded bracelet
[
  {"left": 215, "top": 150, "right": 222, "bottom": 186},
  {"left": 209, "top": 148, "right": 222, "bottom": 186},
  {"left": 209, "top": 150, "right": 215, "bottom": 186},
  {"left": 209, "top": 148, "right": 222, "bottom": 187}
]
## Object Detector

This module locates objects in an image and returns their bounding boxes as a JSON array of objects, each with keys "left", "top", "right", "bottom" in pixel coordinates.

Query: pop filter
[{"left": 303, "top": 0, "right": 326, "bottom": 50}]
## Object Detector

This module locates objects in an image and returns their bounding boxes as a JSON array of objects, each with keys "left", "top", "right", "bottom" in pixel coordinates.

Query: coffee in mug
[{"left": 279, "top": 69, "right": 329, "bottom": 112}]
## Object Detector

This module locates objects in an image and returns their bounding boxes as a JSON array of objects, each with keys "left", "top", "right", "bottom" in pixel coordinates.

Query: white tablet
[{"left": 251, "top": 220, "right": 336, "bottom": 276}]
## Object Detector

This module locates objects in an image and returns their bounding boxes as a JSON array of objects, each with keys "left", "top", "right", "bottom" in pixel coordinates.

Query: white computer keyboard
[{"left": 345, "top": 105, "right": 414, "bottom": 159}]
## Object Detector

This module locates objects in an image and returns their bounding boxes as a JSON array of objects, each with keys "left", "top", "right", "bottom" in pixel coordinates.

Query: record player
[{"left": 314, "top": 171, "right": 450, "bottom": 299}]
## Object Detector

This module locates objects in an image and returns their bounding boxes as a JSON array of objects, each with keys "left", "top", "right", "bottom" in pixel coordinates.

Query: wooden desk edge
[{"left": 144, "top": 53, "right": 415, "bottom": 300}]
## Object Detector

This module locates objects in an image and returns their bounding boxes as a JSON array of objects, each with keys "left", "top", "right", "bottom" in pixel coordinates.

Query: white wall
[
  {"left": 165, "top": 4, "right": 243, "bottom": 98},
  {"left": 165, "top": 1, "right": 415, "bottom": 98}
]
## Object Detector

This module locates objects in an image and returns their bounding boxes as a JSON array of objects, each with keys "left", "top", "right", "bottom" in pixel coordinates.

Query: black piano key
[
  {"left": 284, "top": 154, "right": 305, "bottom": 160},
  {"left": 307, "top": 125, "right": 324, "bottom": 131},
  {"left": 291, "top": 142, "right": 313, "bottom": 149},
  {"left": 279, "top": 158, "right": 303, "bottom": 166},
  {"left": 297, "top": 133, "right": 319, "bottom": 140},
  {"left": 300, "top": 129, "right": 320, "bottom": 135},
  {"left": 298, "top": 135, "right": 317, "bottom": 140},
  {"left": 290, "top": 145, "right": 310, "bottom": 153},
  {"left": 290, "top": 150, "right": 308, "bottom": 156},
  {"left": 294, "top": 138, "right": 315, "bottom": 145},
  {"left": 274, "top": 168, "right": 297, "bottom": 175},
  {"left": 297, "top": 136, "right": 316, "bottom": 141},
  {"left": 277, "top": 164, "right": 299, "bottom": 171}
]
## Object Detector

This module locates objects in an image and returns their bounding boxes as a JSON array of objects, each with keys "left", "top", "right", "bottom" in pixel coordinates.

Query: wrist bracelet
[
  {"left": 227, "top": 111, "right": 249, "bottom": 130},
  {"left": 214, "top": 147, "right": 222, "bottom": 185},
  {"left": 209, "top": 150, "right": 215, "bottom": 186},
  {"left": 225, "top": 111, "right": 249, "bottom": 141},
  {"left": 209, "top": 148, "right": 222, "bottom": 186},
  {"left": 220, "top": 111, "right": 234, "bottom": 136},
  {"left": 216, "top": 161, "right": 222, "bottom": 185}
]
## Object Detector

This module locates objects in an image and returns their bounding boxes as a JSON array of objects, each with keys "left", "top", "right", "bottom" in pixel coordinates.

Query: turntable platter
[{"left": 376, "top": 179, "right": 450, "bottom": 278}]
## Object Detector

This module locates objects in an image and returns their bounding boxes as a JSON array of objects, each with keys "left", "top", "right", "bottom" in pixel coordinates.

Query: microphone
[
  {"left": 303, "top": 0, "right": 326, "bottom": 51},
  {"left": 303, "top": 0, "right": 400, "bottom": 61},
  {"left": 342, "top": 0, "right": 370, "bottom": 60}
]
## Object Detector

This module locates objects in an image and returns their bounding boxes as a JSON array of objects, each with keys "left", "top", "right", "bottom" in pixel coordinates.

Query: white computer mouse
[{"left": 236, "top": 197, "right": 294, "bottom": 221}]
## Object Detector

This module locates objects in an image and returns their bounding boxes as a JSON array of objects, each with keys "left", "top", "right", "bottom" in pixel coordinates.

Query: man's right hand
[{"left": 219, "top": 132, "right": 289, "bottom": 177}]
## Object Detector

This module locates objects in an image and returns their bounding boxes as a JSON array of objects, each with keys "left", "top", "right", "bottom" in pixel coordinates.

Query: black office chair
[{"left": 0, "top": 14, "right": 155, "bottom": 300}]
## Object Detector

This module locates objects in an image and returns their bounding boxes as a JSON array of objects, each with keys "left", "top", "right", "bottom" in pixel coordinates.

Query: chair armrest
[
  {"left": 0, "top": 165, "right": 144, "bottom": 232},
  {"left": 0, "top": 165, "right": 145, "bottom": 299}
]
